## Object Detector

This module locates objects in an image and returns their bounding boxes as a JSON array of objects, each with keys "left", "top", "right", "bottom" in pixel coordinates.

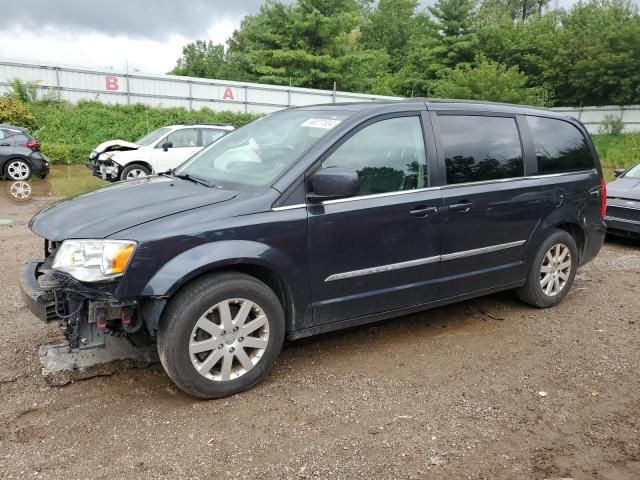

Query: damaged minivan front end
[
  {"left": 20, "top": 238, "right": 152, "bottom": 352},
  {"left": 18, "top": 174, "right": 240, "bottom": 380}
]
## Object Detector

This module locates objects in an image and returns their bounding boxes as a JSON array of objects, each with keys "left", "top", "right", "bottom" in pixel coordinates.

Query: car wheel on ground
[
  {"left": 157, "top": 272, "right": 285, "bottom": 399},
  {"left": 517, "top": 229, "right": 578, "bottom": 308},
  {"left": 5, "top": 159, "right": 31, "bottom": 181},
  {"left": 120, "top": 163, "right": 151, "bottom": 180}
]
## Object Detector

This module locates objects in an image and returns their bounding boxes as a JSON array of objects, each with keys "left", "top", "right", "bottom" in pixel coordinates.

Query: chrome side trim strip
[
  {"left": 440, "top": 240, "right": 526, "bottom": 261},
  {"left": 272, "top": 204, "right": 307, "bottom": 211},
  {"left": 324, "top": 240, "right": 527, "bottom": 282},
  {"left": 325, "top": 255, "right": 440, "bottom": 282}
]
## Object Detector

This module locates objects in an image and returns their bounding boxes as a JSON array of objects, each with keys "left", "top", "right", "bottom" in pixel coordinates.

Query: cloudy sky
[{"left": 1, "top": 0, "right": 575, "bottom": 75}]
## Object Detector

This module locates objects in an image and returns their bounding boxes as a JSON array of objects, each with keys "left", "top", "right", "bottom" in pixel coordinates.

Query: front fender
[{"left": 139, "top": 240, "right": 298, "bottom": 297}]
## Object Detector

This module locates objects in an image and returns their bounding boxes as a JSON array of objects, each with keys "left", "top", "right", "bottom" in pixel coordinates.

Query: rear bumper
[
  {"left": 30, "top": 153, "right": 51, "bottom": 177},
  {"left": 605, "top": 216, "right": 640, "bottom": 236},
  {"left": 581, "top": 220, "right": 607, "bottom": 266}
]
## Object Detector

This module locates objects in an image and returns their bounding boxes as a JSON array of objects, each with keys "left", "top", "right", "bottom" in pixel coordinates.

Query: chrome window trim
[
  {"left": 322, "top": 186, "right": 441, "bottom": 205},
  {"left": 272, "top": 169, "right": 597, "bottom": 211},
  {"left": 272, "top": 204, "right": 307, "bottom": 211},
  {"left": 325, "top": 255, "right": 440, "bottom": 282},
  {"left": 440, "top": 169, "right": 597, "bottom": 190},
  {"left": 325, "top": 240, "right": 527, "bottom": 282}
]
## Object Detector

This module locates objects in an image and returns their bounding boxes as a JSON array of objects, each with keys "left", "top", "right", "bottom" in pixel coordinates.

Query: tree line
[{"left": 170, "top": 0, "right": 640, "bottom": 107}]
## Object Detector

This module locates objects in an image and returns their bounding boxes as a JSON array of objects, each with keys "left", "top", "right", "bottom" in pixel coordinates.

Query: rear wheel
[
  {"left": 157, "top": 272, "right": 285, "bottom": 399},
  {"left": 5, "top": 159, "right": 31, "bottom": 180},
  {"left": 120, "top": 163, "right": 150, "bottom": 180},
  {"left": 517, "top": 229, "right": 578, "bottom": 308}
]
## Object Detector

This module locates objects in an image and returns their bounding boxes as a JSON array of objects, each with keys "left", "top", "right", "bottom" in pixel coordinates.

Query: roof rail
[{"left": 177, "top": 121, "right": 234, "bottom": 126}]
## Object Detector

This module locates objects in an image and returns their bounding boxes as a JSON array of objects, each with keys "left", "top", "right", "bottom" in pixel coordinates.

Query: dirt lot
[{"left": 1, "top": 180, "right": 639, "bottom": 479}]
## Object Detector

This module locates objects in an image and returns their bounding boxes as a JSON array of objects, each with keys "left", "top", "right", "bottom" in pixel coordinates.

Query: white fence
[
  {"left": 551, "top": 105, "right": 640, "bottom": 134},
  {"left": 0, "top": 60, "right": 400, "bottom": 115},
  {"left": 1, "top": 60, "right": 639, "bottom": 133}
]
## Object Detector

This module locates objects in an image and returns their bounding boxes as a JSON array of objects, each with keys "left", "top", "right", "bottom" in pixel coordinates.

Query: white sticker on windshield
[{"left": 301, "top": 118, "right": 342, "bottom": 129}]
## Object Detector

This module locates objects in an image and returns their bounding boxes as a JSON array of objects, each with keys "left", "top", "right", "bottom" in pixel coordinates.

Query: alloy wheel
[
  {"left": 540, "top": 243, "right": 572, "bottom": 296},
  {"left": 126, "top": 168, "right": 147, "bottom": 179},
  {"left": 9, "top": 181, "right": 32, "bottom": 200},
  {"left": 7, "top": 161, "right": 30, "bottom": 180},
  {"left": 189, "top": 298, "right": 270, "bottom": 382}
]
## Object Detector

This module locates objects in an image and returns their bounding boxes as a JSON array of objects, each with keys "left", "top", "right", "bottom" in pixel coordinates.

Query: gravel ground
[{"left": 1, "top": 191, "right": 639, "bottom": 480}]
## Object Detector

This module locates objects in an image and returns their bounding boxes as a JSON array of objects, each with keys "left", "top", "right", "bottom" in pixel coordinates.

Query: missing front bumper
[{"left": 19, "top": 261, "right": 143, "bottom": 349}]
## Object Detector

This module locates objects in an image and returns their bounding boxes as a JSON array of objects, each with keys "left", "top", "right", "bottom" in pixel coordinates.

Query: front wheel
[
  {"left": 120, "top": 163, "right": 150, "bottom": 180},
  {"left": 517, "top": 229, "right": 578, "bottom": 308},
  {"left": 5, "top": 159, "right": 31, "bottom": 180},
  {"left": 157, "top": 272, "right": 285, "bottom": 399}
]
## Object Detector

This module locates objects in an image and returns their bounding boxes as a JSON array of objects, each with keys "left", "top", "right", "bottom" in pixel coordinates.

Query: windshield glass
[
  {"left": 624, "top": 163, "right": 640, "bottom": 178},
  {"left": 175, "top": 109, "right": 352, "bottom": 187},
  {"left": 136, "top": 127, "right": 172, "bottom": 146}
]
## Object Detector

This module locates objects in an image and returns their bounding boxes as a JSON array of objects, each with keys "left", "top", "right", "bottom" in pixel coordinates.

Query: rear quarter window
[{"left": 526, "top": 116, "right": 594, "bottom": 173}]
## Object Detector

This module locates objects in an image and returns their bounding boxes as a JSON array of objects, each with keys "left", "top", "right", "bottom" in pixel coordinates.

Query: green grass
[
  {"left": 26, "top": 100, "right": 259, "bottom": 164},
  {"left": 591, "top": 133, "right": 640, "bottom": 169}
]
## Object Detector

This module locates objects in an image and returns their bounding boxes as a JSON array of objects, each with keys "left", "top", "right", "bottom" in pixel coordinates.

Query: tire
[
  {"left": 120, "top": 163, "right": 151, "bottom": 180},
  {"left": 517, "top": 229, "right": 578, "bottom": 308},
  {"left": 157, "top": 272, "right": 285, "bottom": 399},
  {"left": 4, "top": 159, "right": 31, "bottom": 181}
]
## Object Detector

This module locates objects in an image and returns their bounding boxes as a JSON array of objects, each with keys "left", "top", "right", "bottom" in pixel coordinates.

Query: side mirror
[
  {"left": 307, "top": 166, "right": 359, "bottom": 202},
  {"left": 614, "top": 168, "right": 626, "bottom": 177},
  {"left": 162, "top": 141, "right": 173, "bottom": 152}
]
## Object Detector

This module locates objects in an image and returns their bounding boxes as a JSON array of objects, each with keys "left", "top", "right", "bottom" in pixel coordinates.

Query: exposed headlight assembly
[
  {"left": 52, "top": 240, "right": 136, "bottom": 283},
  {"left": 97, "top": 152, "right": 115, "bottom": 161}
]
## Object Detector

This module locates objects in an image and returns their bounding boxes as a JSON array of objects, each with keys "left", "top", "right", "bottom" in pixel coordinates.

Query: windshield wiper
[
  {"left": 159, "top": 169, "right": 222, "bottom": 188},
  {"left": 173, "top": 172, "right": 220, "bottom": 188}
]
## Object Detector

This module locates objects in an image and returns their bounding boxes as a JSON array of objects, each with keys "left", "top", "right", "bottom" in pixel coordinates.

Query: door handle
[
  {"left": 409, "top": 206, "right": 438, "bottom": 218},
  {"left": 0, "top": 143, "right": 10, "bottom": 146},
  {"left": 449, "top": 201, "right": 474, "bottom": 213}
]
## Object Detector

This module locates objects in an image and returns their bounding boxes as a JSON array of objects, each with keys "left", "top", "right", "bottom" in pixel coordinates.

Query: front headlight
[
  {"left": 52, "top": 240, "right": 136, "bottom": 283},
  {"left": 97, "top": 152, "right": 114, "bottom": 161}
]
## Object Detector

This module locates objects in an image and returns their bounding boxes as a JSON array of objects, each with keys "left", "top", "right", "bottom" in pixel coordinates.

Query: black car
[
  {"left": 605, "top": 163, "right": 640, "bottom": 238},
  {"left": 0, "top": 124, "right": 50, "bottom": 180},
  {"left": 20, "top": 99, "right": 606, "bottom": 398}
]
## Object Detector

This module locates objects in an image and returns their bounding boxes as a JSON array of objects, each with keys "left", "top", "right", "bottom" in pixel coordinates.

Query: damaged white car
[{"left": 86, "top": 123, "right": 234, "bottom": 181}]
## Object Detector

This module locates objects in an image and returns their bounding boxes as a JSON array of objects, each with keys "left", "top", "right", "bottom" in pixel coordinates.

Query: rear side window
[
  {"left": 201, "top": 128, "right": 226, "bottom": 147},
  {"left": 526, "top": 116, "right": 594, "bottom": 173},
  {"left": 438, "top": 115, "right": 523, "bottom": 185},
  {"left": 322, "top": 116, "right": 428, "bottom": 196}
]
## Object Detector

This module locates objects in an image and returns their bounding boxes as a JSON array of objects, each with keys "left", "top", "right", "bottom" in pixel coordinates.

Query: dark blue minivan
[{"left": 20, "top": 99, "right": 606, "bottom": 398}]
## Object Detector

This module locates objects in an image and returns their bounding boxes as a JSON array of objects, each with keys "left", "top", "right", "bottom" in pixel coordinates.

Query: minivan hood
[
  {"left": 30, "top": 176, "right": 237, "bottom": 241},
  {"left": 90, "top": 139, "right": 141, "bottom": 158},
  {"left": 608, "top": 177, "right": 640, "bottom": 200}
]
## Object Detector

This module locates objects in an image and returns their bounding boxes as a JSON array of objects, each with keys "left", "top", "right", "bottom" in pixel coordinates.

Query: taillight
[
  {"left": 600, "top": 176, "right": 607, "bottom": 217},
  {"left": 25, "top": 139, "right": 40, "bottom": 150}
]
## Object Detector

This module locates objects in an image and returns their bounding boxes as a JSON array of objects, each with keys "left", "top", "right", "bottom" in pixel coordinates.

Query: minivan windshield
[
  {"left": 136, "top": 127, "right": 171, "bottom": 146},
  {"left": 624, "top": 163, "right": 640, "bottom": 178},
  {"left": 175, "top": 109, "right": 352, "bottom": 187}
]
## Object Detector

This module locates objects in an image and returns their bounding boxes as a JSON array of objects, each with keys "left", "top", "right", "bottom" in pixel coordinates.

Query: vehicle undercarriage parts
[{"left": 39, "top": 335, "right": 159, "bottom": 386}]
